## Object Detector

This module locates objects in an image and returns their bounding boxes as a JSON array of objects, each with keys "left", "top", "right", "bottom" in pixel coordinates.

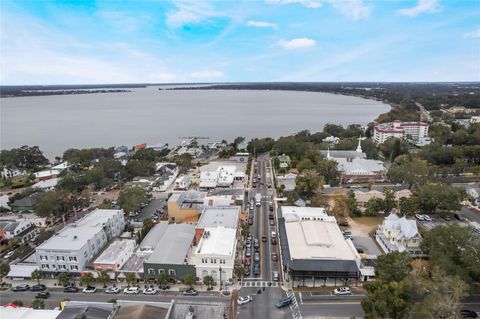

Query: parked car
[
  {"left": 63, "top": 285, "right": 79, "bottom": 293},
  {"left": 422, "top": 214, "right": 432, "bottom": 222},
  {"left": 270, "top": 219, "right": 275, "bottom": 226},
  {"left": 333, "top": 287, "right": 351, "bottom": 295},
  {"left": 454, "top": 213, "right": 466, "bottom": 221},
  {"left": 246, "top": 240, "right": 252, "bottom": 248},
  {"left": 247, "top": 233, "right": 252, "bottom": 241},
  {"left": 244, "top": 267, "right": 250, "bottom": 276},
  {"left": 123, "top": 287, "right": 140, "bottom": 294},
  {"left": 337, "top": 220, "right": 349, "bottom": 227},
  {"left": 182, "top": 288, "right": 198, "bottom": 296},
  {"left": 12, "top": 284, "right": 30, "bottom": 292},
  {"left": 248, "top": 218, "right": 253, "bottom": 225},
  {"left": 261, "top": 235, "right": 267, "bottom": 242},
  {"left": 356, "top": 248, "right": 365, "bottom": 254},
  {"left": 275, "top": 296, "right": 293, "bottom": 308},
  {"left": 245, "top": 247, "right": 252, "bottom": 257},
  {"left": 31, "top": 284, "right": 46, "bottom": 291},
  {"left": 143, "top": 287, "right": 157, "bottom": 295},
  {"left": 254, "top": 239, "right": 259, "bottom": 249},
  {"left": 440, "top": 214, "right": 452, "bottom": 221},
  {"left": 253, "top": 264, "right": 260, "bottom": 276},
  {"left": 82, "top": 286, "right": 97, "bottom": 294},
  {"left": 461, "top": 309, "right": 479, "bottom": 318},
  {"left": 237, "top": 295, "right": 253, "bottom": 305},
  {"left": 271, "top": 253, "right": 278, "bottom": 261},
  {"left": 244, "top": 257, "right": 251, "bottom": 267},
  {"left": 3, "top": 251, "right": 14, "bottom": 259},
  {"left": 254, "top": 252, "right": 260, "bottom": 262},
  {"left": 272, "top": 271, "right": 279, "bottom": 281},
  {"left": 415, "top": 214, "right": 425, "bottom": 221},
  {"left": 35, "top": 291, "right": 50, "bottom": 299},
  {"left": 105, "top": 287, "right": 121, "bottom": 294}
]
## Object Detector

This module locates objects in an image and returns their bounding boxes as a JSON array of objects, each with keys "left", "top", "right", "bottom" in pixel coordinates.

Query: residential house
[
  {"left": 0, "top": 167, "right": 26, "bottom": 179},
  {"left": 175, "top": 175, "right": 192, "bottom": 190},
  {"left": 375, "top": 213, "right": 423, "bottom": 256},
  {"left": 32, "top": 177, "right": 59, "bottom": 191},
  {"left": 0, "top": 219, "right": 38, "bottom": 243},
  {"left": 276, "top": 172, "right": 297, "bottom": 192},
  {"left": 10, "top": 193, "right": 41, "bottom": 213},
  {"left": 278, "top": 154, "right": 291, "bottom": 168},
  {"left": 0, "top": 195, "right": 10, "bottom": 210}
]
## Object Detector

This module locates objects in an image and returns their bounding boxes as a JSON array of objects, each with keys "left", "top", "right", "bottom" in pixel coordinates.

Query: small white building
[
  {"left": 175, "top": 175, "right": 192, "bottom": 190},
  {"left": 93, "top": 239, "right": 136, "bottom": 272},
  {"left": 194, "top": 226, "right": 237, "bottom": 285},
  {"left": 32, "top": 177, "right": 59, "bottom": 191}
]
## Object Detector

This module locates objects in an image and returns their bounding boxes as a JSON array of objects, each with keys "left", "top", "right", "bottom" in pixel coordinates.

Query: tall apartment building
[
  {"left": 35, "top": 209, "right": 124, "bottom": 273},
  {"left": 373, "top": 121, "right": 429, "bottom": 144}
]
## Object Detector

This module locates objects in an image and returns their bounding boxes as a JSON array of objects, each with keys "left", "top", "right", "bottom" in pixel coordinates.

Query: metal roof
[
  {"left": 196, "top": 206, "right": 240, "bottom": 229},
  {"left": 146, "top": 223, "right": 195, "bottom": 265}
]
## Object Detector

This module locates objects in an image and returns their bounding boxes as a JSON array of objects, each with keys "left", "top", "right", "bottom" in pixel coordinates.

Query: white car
[
  {"left": 333, "top": 287, "right": 351, "bottom": 295},
  {"left": 415, "top": 214, "right": 424, "bottom": 221},
  {"left": 82, "top": 286, "right": 97, "bottom": 294},
  {"left": 123, "top": 287, "right": 140, "bottom": 294},
  {"left": 143, "top": 287, "right": 157, "bottom": 295},
  {"left": 104, "top": 287, "right": 120, "bottom": 294},
  {"left": 3, "top": 251, "right": 14, "bottom": 259},
  {"left": 422, "top": 215, "right": 432, "bottom": 222},
  {"left": 237, "top": 295, "right": 253, "bottom": 305}
]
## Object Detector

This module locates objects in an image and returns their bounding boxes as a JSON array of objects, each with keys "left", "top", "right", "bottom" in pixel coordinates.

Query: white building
[
  {"left": 175, "top": 175, "right": 192, "bottom": 190},
  {"left": 276, "top": 173, "right": 297, "bottom": 192},
  {"left": 35, "top": 209, "right": 125, "bottom": 273},
  {"left": 281, "top": 206, "right": 335, "bottom": 222},
  {"left": 0, "top": 219, "right": 38, "bottom": 243},
  {"left": 194, "top": 226, "right": 236, "bottom": 285},
  {"left": 32, "top": 178, "right": 59, "bottom": 191},
  {"left": 373, "top": 121, "right": 429, "bottom": 144},
  {"left": 199, "top": 162, "right": 246, "bottom": 189},
  {"left": 0, "top": 167, "right": 26, "bottom": 179},
  {"left": 93, "top": 239, "right": 136, "bottom": 272}
]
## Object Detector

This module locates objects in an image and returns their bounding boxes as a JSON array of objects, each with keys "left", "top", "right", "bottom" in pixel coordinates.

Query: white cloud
[
  {"left": 166, "top": 1, "right": 223, "bottom": 28},
  {"left": 463, "top": 28, "right": 480, "bottom": 39},
  {"left": 265, "top": 0, "right": 322, "bottom": 9},
  {"left": 278, "top": 38, "right": 317, "bottom": 49},
  {"left": 397, "top": 0, "right": 440, "bottom": 17},
  {"left": 246, "top": 20, "right": 278, "bottom": 29},
  {"left": 329, "top": 0, "right": 372, "bottom": 20},
  {"left": 190, "top": 70, "right": 224, "bottom": 78},
  {"left": 266, "top": 0, "right": 371, "bottom": 20}
]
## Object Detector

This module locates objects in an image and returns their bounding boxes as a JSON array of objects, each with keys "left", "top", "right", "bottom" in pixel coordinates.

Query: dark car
[
  {"left": 337, "top": 220, "right": 349, "bottom": 227},
  {"left": 31, "top": 284, "right": 46, "bottom": 291},
  {"left": 182, "top": 288, "right": 198, "bottom": 296},
  {"left": 244, "top": 267, "right": 251, "bottom": 276},
  {"left": 262, "top": 235, "right": 267, "bottom": 242},
  {"left": 248, "top": 218, "right": 253, "bottom": 225},
  {"left": 253, "top": 264, "right": 260, "bottom": 276},
  {"left": 64, "top": 285, "right": 79, "bottom": 293},
  {"left": 454, "top": 213, "right": 466, "bottom": 221},
  {"left": 461, "top": 310, "right": 479, "bottom": 318},
  {"left": 12, "top": 284, "right": 30, "bottom": 292},
  {"left": 35, "top": 291, "right": 50, "bottom": 299},
  {"left": 440, "top": 214, "right": 452, "bottom": 221},
  {"left": 275, "top": 296, "right": 293, "bottom": 308}
]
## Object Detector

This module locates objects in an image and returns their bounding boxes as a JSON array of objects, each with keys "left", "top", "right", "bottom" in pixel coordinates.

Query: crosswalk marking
[
  {"left": 242, "top": 281, "right": 280, "bottom": 288},
  {"left": 287, "top": 290, "right": 303, "bottom": 319}
]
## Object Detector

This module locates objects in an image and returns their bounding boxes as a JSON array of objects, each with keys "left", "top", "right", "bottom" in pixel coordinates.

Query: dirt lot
[{"left": 346, "top": 216, "right": 384, "bottom": 237}]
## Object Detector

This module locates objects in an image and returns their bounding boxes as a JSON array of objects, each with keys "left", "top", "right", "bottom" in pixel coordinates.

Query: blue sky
[{"left": 1, "top": 0, "right": 479, "bottom": 84}]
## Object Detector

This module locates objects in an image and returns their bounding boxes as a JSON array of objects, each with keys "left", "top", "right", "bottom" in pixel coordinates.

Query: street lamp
[{"left": 219, "top": 265, "right": 222, "bottom": 290}]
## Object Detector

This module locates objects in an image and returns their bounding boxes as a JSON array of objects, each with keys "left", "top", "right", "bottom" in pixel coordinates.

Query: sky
[{"left": 0, "top": 0, "right": 479, "bottom": 84}]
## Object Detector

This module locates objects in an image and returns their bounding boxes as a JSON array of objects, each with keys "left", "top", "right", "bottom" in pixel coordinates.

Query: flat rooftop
[
  {"left": 36, "top": 209, "right": 122, "bottom": 251},
  {"left": 199, "top": 161, "right": 246, "bottom": 173},
  {"left": 139, "top": 223, "right": 168, "bottom": 251},
  {"left": 195, "top": 227, "right": 236, "bottom": 257},
  {"left": 94, "top": 239, "right": 135, "bottom": 264},
  {"left": 147, "top": 223, "right": 195, "bottom": 265},
  {"left": 284, "top": 219, "right": 359, "bottom": 261},
  {"left": 196, "top": 206, "right": 240, "bottom": 229}
]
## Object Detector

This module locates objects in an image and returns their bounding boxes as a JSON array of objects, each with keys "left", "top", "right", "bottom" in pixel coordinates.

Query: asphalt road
[
  {"left": 461, "top": 205, "right": 480, "bottom": 225},
  {"left": 0, "top": 289, "right": 228, "bottom": 309}
]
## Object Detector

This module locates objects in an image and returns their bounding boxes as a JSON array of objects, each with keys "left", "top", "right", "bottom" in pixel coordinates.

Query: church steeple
[{"left": 356, "top": 136, "right": 363, "bottom": 153}]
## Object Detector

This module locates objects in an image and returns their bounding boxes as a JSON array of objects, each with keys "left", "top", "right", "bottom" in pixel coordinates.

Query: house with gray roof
[
  {"left": 375, "top": 213, "right": 423, "bottom": 256},
  {"left": 10, "top": 193, "right": 41, "bottom": 212},
  {"left": 143, "top": 223, "right": 196, "bottom": 281}
]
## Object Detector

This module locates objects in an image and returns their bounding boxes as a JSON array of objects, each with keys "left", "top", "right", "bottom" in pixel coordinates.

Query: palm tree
[
  {"left": 31, "top": 269, "right": 42, "bottom": 285},
  {"left": 157, "top": 273, "right": 169, "bottom": 288},
  {"left": 183, "top": 274, "right": 196, "bottom": 288},
  {"left": 203, "top": 275, "right": 214, "bottom": 289},
  {"left": 234, "top": 265, "right": 245, "bottom": 281},
  {"left": 57, "top": 272, "right": 70, "bottom": 286},
  {"left": 125, "top": 273, "right": 136, "bottom": 286},
  {"left": 96, "top": 271, "right": 110, "bottom": 288}
]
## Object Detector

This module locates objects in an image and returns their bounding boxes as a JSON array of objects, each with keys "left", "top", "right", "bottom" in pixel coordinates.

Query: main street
[{"left": 237, "top": 154, "right": 292, "bottom": 319}]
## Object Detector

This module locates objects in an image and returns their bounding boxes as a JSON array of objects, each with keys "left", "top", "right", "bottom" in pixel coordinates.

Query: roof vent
[{"left": 73, "top": 235, "right": 78, "bottom": 240}]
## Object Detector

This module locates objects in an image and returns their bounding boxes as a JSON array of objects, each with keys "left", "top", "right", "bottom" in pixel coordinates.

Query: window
[
  {"left": 70, "top": 265, "right": 78, "bottom": 271},
  {"left": 148, "top": 268, "right": 155, "bottom": 275},
  {"left": 41, "top": 264, "right": 49, "bottom": 269},
  {"left": 168, "top": 269, "right": 176, "bottom": 276},
  {"left": 69, "top": 256, "right": 77, "bottom": 262},
  {"left": 159, "top": 269, "right": 165, "bottom": 274},
  {"left": 56, "top": 256, "right": 65, "bottom": 261},
  {"left": 40, "top": 255, "right": 48, "bottom": 261},
  {"left": 59, "top": 265, "right": 66, "bottom": 270}
]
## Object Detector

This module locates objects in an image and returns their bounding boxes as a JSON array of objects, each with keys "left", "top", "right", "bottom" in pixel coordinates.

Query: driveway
[{"left": 352, "top": 236, "right": 381, "bottom": 256}]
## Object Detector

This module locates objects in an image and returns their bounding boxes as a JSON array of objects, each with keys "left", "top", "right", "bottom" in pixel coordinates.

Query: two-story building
[
  {"left": 375, "top": 213, "right": 423, "bottom": 256},
  {"left": 35, "top": 209, "right": 125, "bottom": 275},
  {"left": 167, "top": 191, "right": 207, "bottom": 222},
  {"left": 93, "top": 239, "right": 136, "bottom": 272},
  {"left": 0, "top": 219, "right": 38, "bottom": 243}
]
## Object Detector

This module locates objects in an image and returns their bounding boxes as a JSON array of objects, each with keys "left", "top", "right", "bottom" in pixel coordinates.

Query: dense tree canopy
[
  {"left": 0, "top": 146, "right": 48, "bottom": 170},
  {"left": 118, "top": 186, "right": 148, "bottom": 213},
  {"left": 411, "top": 183, "right": 464, "bottom": 214}
]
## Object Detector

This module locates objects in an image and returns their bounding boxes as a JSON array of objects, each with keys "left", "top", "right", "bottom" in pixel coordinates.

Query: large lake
[{"left": 1, "top": 87, "right": 389, "bottom": 159}]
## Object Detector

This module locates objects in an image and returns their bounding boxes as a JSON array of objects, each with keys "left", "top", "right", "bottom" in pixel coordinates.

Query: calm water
[{"left": 1, "top": 87, "right": 389, "bottom": 159}]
